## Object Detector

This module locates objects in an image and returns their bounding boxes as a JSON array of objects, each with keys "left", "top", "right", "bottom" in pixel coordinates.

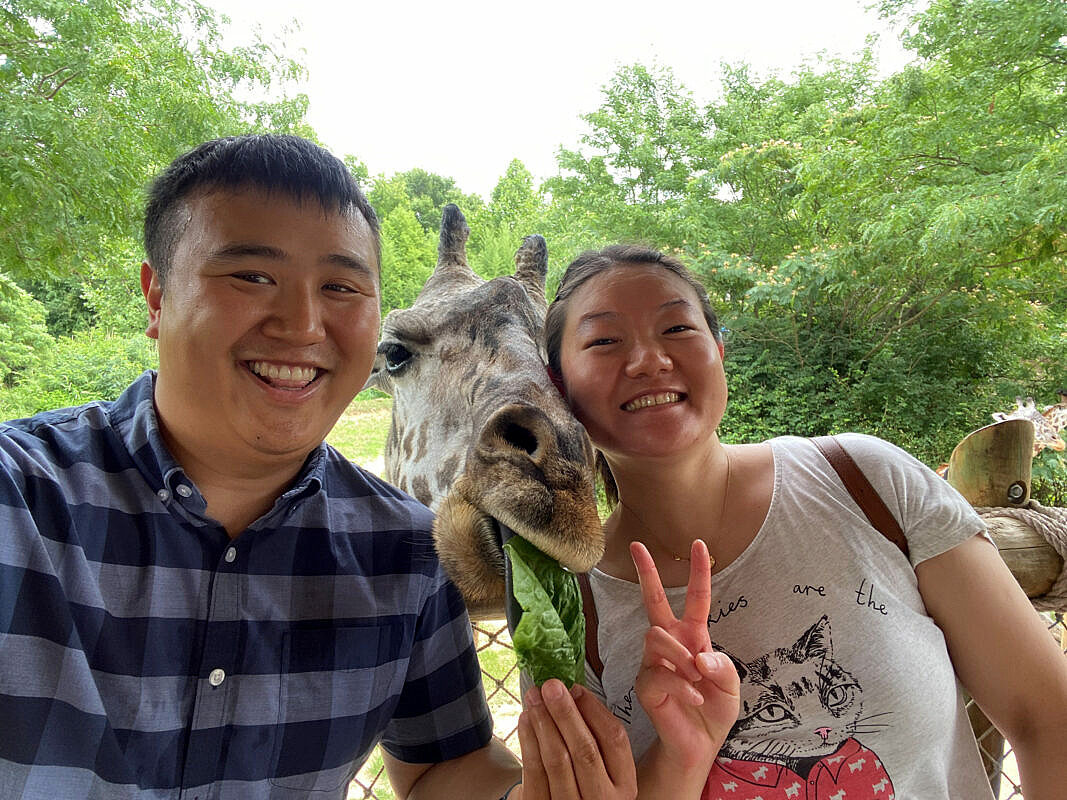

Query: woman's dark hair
[
  {"left": 544, "top": 245, "right": 722, "bottom": 505},
  {"left": 144, "top": 134, "right": 380, "bottom": 288}
]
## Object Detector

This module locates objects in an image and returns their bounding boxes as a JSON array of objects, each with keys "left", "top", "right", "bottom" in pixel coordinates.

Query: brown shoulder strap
[
  {"left": 811, "top": 435, "right": 910, "bottom": 559},
  {"left": 577, "top": 571, "right": 604, "bottom": 681}
]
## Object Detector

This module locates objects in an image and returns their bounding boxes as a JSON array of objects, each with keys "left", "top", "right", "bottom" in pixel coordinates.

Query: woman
[{"left": 520, "top": 244, "right": 1067, "bottom": 799}]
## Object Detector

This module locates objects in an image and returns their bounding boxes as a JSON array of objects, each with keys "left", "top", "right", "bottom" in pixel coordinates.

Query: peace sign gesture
[{"left": 630, "top": 539, "right": 740, "bottom": 796}]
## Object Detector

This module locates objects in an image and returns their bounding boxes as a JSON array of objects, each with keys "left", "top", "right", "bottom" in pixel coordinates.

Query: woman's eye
[{"left": 380, "top": 342, "right": 413, "bottom": 373}]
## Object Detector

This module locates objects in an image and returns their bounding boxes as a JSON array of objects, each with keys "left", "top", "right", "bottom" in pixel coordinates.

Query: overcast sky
[{"left": 208, "top": 0, "right": 915, "bottom": 199}]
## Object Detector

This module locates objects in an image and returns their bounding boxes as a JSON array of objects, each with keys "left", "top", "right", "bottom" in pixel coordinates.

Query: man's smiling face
[{"left": 142, "top": 187, "right": 381, "bottom": 472}]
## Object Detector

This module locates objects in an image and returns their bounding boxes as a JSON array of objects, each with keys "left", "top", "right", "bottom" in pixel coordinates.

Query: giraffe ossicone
[{"left": 365, "top": 205, "right": 604, "bottom": 618}]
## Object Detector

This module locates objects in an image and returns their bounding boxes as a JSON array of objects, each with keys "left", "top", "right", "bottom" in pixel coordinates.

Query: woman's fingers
[
  {"left": 570, "top": 683, "right": 637, "bottom": 795},
  {"left": 523, "top": 684, "right": 581, "bottom": 798},
  {"left": 697, "top": 651, "right": 741, "bottom": 693},
  {"left": 637, "top": 664, "right": 705, "bottom": 710},
  {"left": 630, "top": 541, "right": 675, "bottom": 629},
  {"left": 538, "top": 679, "right": 609, "bottom": 798},
  {"left": 517, "top": 707, "right": 549, "bottom": 799},
  {"left": 632, "top": 539, "right": 715, "bottom": 635},
  {"left": 682, "top": 539, "right": 713, "bottom": 627},
  {"left": 641, "top": 626, "right": 702, "bottom": 682}
]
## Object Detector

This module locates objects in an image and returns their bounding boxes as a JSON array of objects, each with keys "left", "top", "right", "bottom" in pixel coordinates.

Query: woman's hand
[
  {"left": 515, "top": 679, "right": 637, "bottom": 799},
  {"left": 631, "top": 539, "right": 740, "bottom": 787}
]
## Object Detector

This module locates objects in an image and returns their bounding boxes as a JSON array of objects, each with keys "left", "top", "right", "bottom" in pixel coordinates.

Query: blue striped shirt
[{"left": 0, "top": 371, "right": 492, "bottom": 799}]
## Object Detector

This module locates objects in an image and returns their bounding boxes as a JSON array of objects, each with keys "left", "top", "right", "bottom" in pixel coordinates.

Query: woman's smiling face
[{"left": 557, "top": 263, "right": 727, "bottom": 463}]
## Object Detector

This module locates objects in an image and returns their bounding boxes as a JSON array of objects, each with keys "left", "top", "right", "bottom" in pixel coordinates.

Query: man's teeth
[
  {"left": 249, "top": 361, "right": 318, "bottom": 385},
  {"left": 623, "top": 392, "right": 681, "bottom": 411}
]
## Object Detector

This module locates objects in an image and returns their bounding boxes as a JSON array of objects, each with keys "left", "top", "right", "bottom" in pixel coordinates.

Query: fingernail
[
  {"left": 699, "top": 652, "right": 722, "bottom": 671},
  {"left": 569, "top": 683, "right": 585, "bottom": 699},
  {"left": 543, "top": 680, "right": 564, "bottom": 701},
  {"left": 526, "top": 687, "right": 543, "bottom": 707}
]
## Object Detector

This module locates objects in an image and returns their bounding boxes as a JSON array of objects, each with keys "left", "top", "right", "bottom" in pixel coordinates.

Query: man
[{"left": 0, "top": 134, "right": 526, "bottom": 798}]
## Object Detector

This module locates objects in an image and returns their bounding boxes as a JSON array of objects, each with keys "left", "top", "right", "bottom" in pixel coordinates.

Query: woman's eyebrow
[
  {"left": 575, "top": 310, "right": 618, "bottom": 329},
  {"left": 576, "top": 297, "right": 693, "bottom": 328}
]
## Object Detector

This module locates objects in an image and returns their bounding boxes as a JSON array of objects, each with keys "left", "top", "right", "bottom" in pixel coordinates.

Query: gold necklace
[{"left": 617, "top": 451, "right": 731, "bottom": 562}]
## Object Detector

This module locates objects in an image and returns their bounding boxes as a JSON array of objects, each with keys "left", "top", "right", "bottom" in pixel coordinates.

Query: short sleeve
[
  {"left": 834, "top": 433, "right": 988, "bottom": 566},
  {"left": 379, "top": 572, "right": 492, "bottom": 764}
]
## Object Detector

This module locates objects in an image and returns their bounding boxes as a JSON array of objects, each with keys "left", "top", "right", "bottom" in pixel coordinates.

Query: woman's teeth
[{"left": 623, "top": 392, "right": 681, "bottom": 411}]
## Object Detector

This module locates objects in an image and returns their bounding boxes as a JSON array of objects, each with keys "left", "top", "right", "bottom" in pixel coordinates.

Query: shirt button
[
  {"left": 157, "top": 489, "right": 170, "bottom": 502},
  {"left": 176, "top": 484, "right": 193, "bottom": 498},
  {"left": 224, "top": 547, "right": 237, "bottom": 563},
  {"left": 208, "top": 668, "right": 226, "bottom": 687}
]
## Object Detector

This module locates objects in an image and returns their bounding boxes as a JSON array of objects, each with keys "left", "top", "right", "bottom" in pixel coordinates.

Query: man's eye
[
  {"left": 587, "top": 338, "right": 615, "bottom": 347},
  {"left": 235, "top": 272, "right": 270, "bottom": 284},
  {"left": 324, "top": 282, "right": 355, "bottom": 293},
  {"left": 665, "top": 324, "right": 692, "bottom": 333}
]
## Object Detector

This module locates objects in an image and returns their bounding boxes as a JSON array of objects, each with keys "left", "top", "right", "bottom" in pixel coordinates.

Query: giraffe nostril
[
  {"left": 480, "top": 403, "right": 551, "bottom": 463},
  {"left": 502, "top": 422, "right": 538, "bottom": 455}
]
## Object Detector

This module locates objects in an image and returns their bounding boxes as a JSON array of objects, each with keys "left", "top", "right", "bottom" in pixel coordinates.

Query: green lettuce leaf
[{"left": 503, "top": 536, "right": 585, "bottom": 687}]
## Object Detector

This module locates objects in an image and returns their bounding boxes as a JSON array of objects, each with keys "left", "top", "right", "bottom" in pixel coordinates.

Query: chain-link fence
[
  {"left": 348, "top": 620, "right": 521, "bottom": 800},
  {"left": 347, "top": 613, "right": 1067, "bottom": 800}
]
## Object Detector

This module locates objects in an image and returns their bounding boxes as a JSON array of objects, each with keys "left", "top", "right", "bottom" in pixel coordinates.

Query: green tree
[
  {"left": 367, "top": 166, "right": 537, "bottom": 294},
  {"left": 542, "top": 0, "right": 1065, "bottom": 465},
  {"left": 0, "top": 271, "right": 53, "bottom": 388},
  {"left": 0, "top": 0, "right": 311, "bottom": 284},
  {"left": 0, "top": 0, "right": 311, "bottom": 409},
  {"left": 378, "top": 203, "right": 435, "bottom": 315},
  {"left": 545, "top": 63, "right": 710, "bottom": 254},
  {"left": 489, "top": 159, "right": 543, "bottom": 232},
  {"left": 704, "top": 0, "right": 1066, "bottom": 460},
  {"left": 368, "top": 169, "right": 482, "bottom": 236}
]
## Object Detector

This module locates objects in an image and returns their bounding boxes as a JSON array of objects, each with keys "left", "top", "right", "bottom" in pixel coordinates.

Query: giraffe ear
[{"left": 546, "top": 366, "right": 566, "bottom": 399}]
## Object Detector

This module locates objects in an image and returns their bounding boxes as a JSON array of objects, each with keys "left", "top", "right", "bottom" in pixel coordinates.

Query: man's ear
[
  {"left": 546, "top": 366, "right": 566, "bottom": 399},
  {"left": 141, "top": 262, "right": 163, "bottom": 340},
  {"left": 717, "top": 340, "right": 725, "bottom": 361}
]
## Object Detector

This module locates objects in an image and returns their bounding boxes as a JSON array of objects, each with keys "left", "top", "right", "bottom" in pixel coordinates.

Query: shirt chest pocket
[{"left": 270, "top": 622, "right": 408, "bottom": 793}]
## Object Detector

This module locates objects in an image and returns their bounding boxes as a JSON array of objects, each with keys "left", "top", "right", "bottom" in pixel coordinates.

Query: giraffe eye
[{"left": 379, "top": 342, "right": 413, "bottom": 373}]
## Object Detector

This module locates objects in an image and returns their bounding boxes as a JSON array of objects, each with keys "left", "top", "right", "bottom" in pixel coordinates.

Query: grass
[{"left": 327, "top": 392, "right": 393, "bottom": 471}]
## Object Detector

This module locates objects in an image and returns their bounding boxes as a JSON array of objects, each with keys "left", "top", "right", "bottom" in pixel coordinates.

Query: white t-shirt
[{"left": 586, "top": 434, "right": 994, "bottom": 800}]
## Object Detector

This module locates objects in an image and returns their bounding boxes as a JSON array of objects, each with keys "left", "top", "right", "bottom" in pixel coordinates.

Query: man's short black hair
[{"left": 144, "top": 134, "right": 380, "bottom": 286}]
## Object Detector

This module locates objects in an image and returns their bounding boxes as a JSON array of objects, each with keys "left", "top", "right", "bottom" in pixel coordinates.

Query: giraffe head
[
  {"left": 1040, "top": 391, "right": 1067, "bottom": 442},
  {"left": 991, "top": 396, "right": 1066, "bottom": 456},
  {"left": 366, "top": 205, "right": 603, "bottom": 618}
]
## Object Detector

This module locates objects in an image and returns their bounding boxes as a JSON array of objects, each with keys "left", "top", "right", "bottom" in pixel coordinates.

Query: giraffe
[
  {"left": 991, "top": 396, "right": 1066, "bottom": 456},
  {"left": 1040, "top": 389, "right": 1067, "bottom": 440},
  {"left": 365, "top": 205, "right": 603, "bottom": 619}
]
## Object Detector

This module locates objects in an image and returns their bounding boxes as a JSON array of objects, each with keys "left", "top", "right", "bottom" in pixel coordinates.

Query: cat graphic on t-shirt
[{"left": 704, "top": 615, "right": 896, "bottom": 800}]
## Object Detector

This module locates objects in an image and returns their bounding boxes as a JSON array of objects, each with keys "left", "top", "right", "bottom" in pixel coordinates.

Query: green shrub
[
  {"left": 0, "top": 273, "right": 55, "bottom": 388},
  {"left": 0, "top": 330, "right": 156, "bottom": 420}
]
